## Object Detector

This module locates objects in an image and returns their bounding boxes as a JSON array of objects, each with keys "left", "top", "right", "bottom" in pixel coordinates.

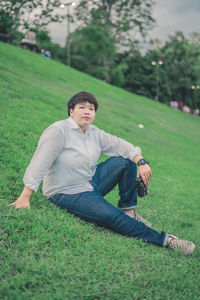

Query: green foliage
[
  {"left": 113, "top": 50, "right": 155, "bottom": 98},
  {"left": 71, "top": 23, "right": 116, "bottom": 81},
  {"left": 0, "top": 0, "right": 64, "bottom": 35},
  {"left": 76, "top": 0, "right": 155, "bottom": 48},
  {"left": 35, "top": 29, "right": 66, "bottom": 64},
  {"left": 0, "top": 9, "right": 17, "bottom": 35},
  {"left": 0, "top": 42, "right": 200, "bottom": 299},
  {"left": 109, "top": 32, "right": 200, "bottom": 109},
  {"left": 157, "top": 31, "right": 200, "bottom": 107},
  {"left": 110, "top": 60, "right": 128, "bottom": 87}
]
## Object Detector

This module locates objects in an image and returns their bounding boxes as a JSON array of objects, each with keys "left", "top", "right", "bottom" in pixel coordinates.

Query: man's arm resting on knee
[{"left": 133, "top": 155, "right": 152, "bottom": 185}]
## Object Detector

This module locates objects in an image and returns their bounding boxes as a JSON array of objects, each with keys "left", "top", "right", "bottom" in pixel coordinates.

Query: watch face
[{"left": 138, "top": 159, "right": 147, "bottom": 166}]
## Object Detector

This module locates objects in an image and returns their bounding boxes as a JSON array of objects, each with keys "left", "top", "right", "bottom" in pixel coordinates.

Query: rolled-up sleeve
[
  {"left": 98, "top": 128, "right": 141, "bottom": 161},
  {"left": 23, "top": 125, "right": 65, "bottom": 192}
]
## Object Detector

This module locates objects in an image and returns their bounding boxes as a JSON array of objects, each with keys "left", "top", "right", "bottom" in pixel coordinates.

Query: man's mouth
[{"left": 83, "top": 117, "right": 90, "bottom": 121}]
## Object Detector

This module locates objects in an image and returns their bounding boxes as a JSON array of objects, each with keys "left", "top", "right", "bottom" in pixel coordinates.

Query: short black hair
[{"left": 67, "top": 92, "right": 98, "bottom": 116}]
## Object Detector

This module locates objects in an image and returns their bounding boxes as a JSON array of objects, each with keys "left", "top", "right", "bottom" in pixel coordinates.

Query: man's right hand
[
  {"left": 9, "top": 196, "right": 30, "bottom": 209},
  {"left": 9, "top": 186, "right": 33, "bottom": 209}
]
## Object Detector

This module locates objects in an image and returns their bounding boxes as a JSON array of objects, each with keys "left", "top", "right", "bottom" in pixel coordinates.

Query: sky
[{"left": 47, "top": 0, "right": 200, "bottom": 48}]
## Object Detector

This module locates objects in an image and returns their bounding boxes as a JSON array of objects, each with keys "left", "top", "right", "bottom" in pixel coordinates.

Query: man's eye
[{"left": 90, "top": 108, "right": 95, "bottom": 111}]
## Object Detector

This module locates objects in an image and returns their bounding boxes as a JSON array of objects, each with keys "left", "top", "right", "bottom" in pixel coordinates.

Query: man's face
[{"left": 70, "top": 101, "right": 96, "bottom": 131}]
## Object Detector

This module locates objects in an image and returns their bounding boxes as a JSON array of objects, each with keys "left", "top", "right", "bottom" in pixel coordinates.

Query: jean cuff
[
  {"left": 119, "top": 205, "right": 138, "bottom": 211},
  {"left": 162, "top": 232, "right": 169, "bottom": 247}
]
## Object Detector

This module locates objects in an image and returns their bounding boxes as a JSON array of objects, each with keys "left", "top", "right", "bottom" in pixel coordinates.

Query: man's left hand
[{"left": 138, "top": 164, "right": 152, "bottom": 185}]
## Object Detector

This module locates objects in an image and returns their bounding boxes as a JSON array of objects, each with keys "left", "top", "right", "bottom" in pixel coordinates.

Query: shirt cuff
[
  {"left": 23, "top": 179, "right": 40, "bottom": 193},
  {"left": 128, "top": 147, "right": 142, "bottom": 161}
]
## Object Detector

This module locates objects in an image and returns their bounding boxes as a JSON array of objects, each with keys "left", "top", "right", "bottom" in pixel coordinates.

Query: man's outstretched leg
[
  {"left": 49, "top": 189, "right": 167, "bottom": 246},
  {"left": 49, "top": 190, "right": 195, "bottom": 255}
]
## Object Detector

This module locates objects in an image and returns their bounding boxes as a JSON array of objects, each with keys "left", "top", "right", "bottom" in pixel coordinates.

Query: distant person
[
  {"left": 155, "top": 96, "right": 159, "bottom": 102},
  {"left": 41, "top": 48, "right": 51, "bottom": 59},
  {"left": 174, "top": 101, "right": 178, "bottom": 110},
  {"left": 193, "top": 108, "right": 200, "bottom": 115},
  {"left": 10, "top": 92, "right": 195, "bottom": 255},
  {"left": 178, "top": 100, "right": 183, "bottom": 110},
  {"left": 170, "top": 101, "right": 176, "bottom": 109},
  {"left": 170, "top": 101, "right": 174, "bottom": 109},
  {"left": 182, "top": 105, "right": 191, "bottom": 114}
]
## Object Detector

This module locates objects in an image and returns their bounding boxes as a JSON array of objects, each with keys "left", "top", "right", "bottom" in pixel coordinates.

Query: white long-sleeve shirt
[{"left": 23, "top": 117, "right": 141, "bottom": 197}]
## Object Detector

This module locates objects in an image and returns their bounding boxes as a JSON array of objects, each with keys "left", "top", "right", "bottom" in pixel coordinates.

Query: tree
[
  {"left": 110, "top": 55, "right": 128, "bottom": 87},
  {"left": 158, "top": 32, "right": 200, "bottom": 108},
  {"left": 35, "top": 29, "right": 66, "bottom": 64},
  {"left": 0, "top": 0, "right": 64, "bottom": 37},
  {"left": 70, "top": 23, "right": 116, "bottom": 81},
  {"left": 112, "top": 49, "right": 156, "bottom": 98},
  {"left": 75, "top": 0, "right": 155, "bottom": 48},
  {"left": 109, "top": 31, "right": 200, "bottom": 109},
  {"left": 188, "top": 32, "right": 200, "bottom": 46},
  {"left": 144, "top": 49, "right": 171, "bottom": 103}
]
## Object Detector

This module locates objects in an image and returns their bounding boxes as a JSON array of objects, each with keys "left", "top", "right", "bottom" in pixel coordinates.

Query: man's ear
[{"left": 70, "top": 108, "right": 73, "bottom": 116}]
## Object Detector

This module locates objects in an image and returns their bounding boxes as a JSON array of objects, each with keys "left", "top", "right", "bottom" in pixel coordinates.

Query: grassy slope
[{"left": 0, "top": 42, "right": 200, "bottom": 299}]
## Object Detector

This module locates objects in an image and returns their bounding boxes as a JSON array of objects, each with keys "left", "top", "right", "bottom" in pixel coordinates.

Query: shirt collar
[
  {"left": 67, "top": 116, "right": 80, "bottom": 130},
  {"left": 67, "top": 117, "right": 91, "bottom": 134}
]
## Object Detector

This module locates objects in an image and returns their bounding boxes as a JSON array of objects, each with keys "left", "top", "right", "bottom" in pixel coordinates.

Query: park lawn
[{"left": 0, "top": 41, "right": 200, "bottom": 300}]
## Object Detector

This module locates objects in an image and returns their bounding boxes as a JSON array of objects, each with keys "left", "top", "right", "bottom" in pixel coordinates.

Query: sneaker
[
  {"left": 130, "top": 211, "right": 152, "bottom": 227},
  {"left": 167, "top": 235, "right": 195, "bottom": 255}
]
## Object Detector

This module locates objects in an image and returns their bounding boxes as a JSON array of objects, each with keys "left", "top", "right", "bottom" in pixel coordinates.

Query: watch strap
[{"left": 137, "top": 158, "right": 149, "bottom": 166}]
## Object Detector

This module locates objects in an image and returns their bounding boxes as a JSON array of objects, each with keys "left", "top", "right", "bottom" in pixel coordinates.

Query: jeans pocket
[{"left": 49, "top": 193, "right": 64, "bottom": 205}]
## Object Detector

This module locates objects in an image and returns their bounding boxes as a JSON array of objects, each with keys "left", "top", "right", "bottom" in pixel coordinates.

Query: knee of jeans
[
  {"left": 118, "top": 156, "right": 136, "bottom": 170},
  {"left": 112, "top": 156, "right": 131, "bottom": 167}
]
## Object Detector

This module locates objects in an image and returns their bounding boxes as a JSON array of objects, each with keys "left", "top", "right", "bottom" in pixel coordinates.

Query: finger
[
  {"left": 148, "top": 168, "right": 152, "bottom": 177},
  {"left": 16, "top": 204, "right": 30, "bottom": 209},
  {"left": 16, "top": 205, "right": 25, "bottom": 209},
  {"left": 145, "top": 170, "right": 151, "bottom": 181},
  {"left": 15, "top": 203, "right": 26, "bottom": 209},
  {"left": 143, "top": 177, "right": 147, "bottom": 185},
  {"left": 142, "top": 175, "right": 147, "bottom": 185},
  {"left": 147, "top": 173, "right": 151, "bottom": 182},
  {"left": 9, "top": 202, "right": 16, "bottom": 206},
  {"left": 145, "top": 173, "right": 150, "bottom": 184}
]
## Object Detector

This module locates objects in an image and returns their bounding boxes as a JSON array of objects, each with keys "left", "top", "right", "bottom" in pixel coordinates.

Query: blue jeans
[{"left": 48, "top": 157, "right": 168, "bottom": 247}]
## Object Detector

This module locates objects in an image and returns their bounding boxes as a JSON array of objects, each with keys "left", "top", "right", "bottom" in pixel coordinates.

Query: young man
[{"left": 10, "top": 92, "right": 195, "bottom": 255}]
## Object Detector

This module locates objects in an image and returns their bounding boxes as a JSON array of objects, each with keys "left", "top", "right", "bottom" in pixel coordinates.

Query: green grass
[{"left": 0, "top": 41, "right": 200, "bottom": 300}]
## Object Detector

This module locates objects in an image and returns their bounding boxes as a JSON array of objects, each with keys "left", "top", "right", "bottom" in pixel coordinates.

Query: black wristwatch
[{"left": 137, "top": 158, "right": 149, "bottom": 167}]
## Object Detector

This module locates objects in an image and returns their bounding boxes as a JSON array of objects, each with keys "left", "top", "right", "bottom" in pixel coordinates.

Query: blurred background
[{"left": 1, "top": 0, "right": 200, "bottom": 113}]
